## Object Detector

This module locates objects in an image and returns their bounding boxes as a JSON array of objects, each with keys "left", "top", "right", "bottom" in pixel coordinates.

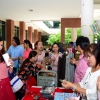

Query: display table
[{"left": 22, "top": 86, "right": 73, "bottom": 100}]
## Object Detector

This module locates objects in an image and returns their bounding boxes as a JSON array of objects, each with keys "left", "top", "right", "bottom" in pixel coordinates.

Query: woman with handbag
[
  {"left": 16, "top": 50, "right": 42, "bottom": 100},
  {"left": 0, "top": 36, "right": 16, "bottom": 100}
]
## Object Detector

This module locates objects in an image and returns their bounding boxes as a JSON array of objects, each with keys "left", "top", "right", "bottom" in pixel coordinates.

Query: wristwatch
[{"left": 72, "top": 85, "right": 77, "bottom": 91}]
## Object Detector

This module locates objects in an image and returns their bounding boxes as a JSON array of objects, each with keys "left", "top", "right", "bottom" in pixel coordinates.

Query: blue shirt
[{"left": 7, "top": 45, "right": 24, "bottom": 68}]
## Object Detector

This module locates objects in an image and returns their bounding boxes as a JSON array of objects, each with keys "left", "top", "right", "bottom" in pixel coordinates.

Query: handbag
[{"left": 8, "top": 71, "right": 23, "bottom": 93}]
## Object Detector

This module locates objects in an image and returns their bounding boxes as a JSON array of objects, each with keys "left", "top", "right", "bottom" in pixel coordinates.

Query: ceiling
[
  {"left": 0, "top": 0, "right": 100, "bottom": 35},
  {"left": 94, "top": 0, "right": 100, "bottom": 4}
]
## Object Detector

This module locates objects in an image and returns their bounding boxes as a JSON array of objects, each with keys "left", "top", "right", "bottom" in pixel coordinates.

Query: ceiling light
[{"left": 29, "top": 9, "right": 33, "bottom": 12}]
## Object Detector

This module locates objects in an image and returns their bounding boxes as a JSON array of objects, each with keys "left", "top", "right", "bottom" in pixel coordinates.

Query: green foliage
[
  {"left": 46, "top": 28, "right": 81, "bottom": 45},
  {"left": 93, "top": 32, "right": 100, "bottom": 42},
  {"left": 46, "top": 33, "right": 61, "bottom": 45},
  {"left": 65, "top": 28, "right": 72, "bottom": 44},
  {"left": 46, "top": 20, "right": 100, "bottom": 45},
  {"left": 92, "top": 20, "right": 100, "bottom": 42},
  {"left": 97, "top": 32, "right": 100, "bottom": 40},
  {"left": 77, "top": 28, "right": 81, "bottom": 37}
]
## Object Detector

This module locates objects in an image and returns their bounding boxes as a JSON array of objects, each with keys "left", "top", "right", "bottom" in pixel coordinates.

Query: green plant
[
  {"left": 92, "top": 20, "right": 100, "bottom": 42},
  {"left": 77, "top": 28, "right": 81, "bottom": 37},
  {"left": 46, "top": 33, "right": 61, "bottom": 45},
  {"left": 97, "top": 32, "right": 100, "bottom": 40},
  {"left": 65, "top": 28, "right": 72, "bottom": 44},
  {"left": 46, "top": 28, "right": 81, "bottom": 45},
  {"left": 93, "top": 32, "right": 100, "bottom": 42}
]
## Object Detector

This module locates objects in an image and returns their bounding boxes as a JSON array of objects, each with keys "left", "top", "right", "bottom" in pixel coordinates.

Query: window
[
  {"left": 25, "top": 30, "right": 28, "bottom": 39},
  {"left": 42, "top": 35, "right": 49, "bottom": 46},
  {"left": 14, "top": 26, "right": 19, "bottom": 37},
  {"left": 43, "top": 21, "right": 60, "bottom": 29},
  {"left": 0, "top": 20, "right": 6, "bottom": 40}
]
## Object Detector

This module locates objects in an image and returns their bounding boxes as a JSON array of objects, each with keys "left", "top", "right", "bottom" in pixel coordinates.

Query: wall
[{"left": 0, "top": 18, "right": 29, "bottom": 50}]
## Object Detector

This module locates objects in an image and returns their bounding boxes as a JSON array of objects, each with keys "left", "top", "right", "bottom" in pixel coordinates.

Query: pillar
[
  {"left": 6, "top": 19, "right": 14, "bottom": 49},
  {"left": 38, "top": 32, "right": 41, "bottom": 41},
  {"left": 33, "top": 29, "right": 38, "bottom": 43},
  {"left": 61, "top": 23, "right": 65, "bottom": 43},
  {"left": 19, "top": 21, "right": 25, "bottom": 43},
  {"left": 28, "top": 27, "right": 32, "bottom": 43},
  {"left": 71, "top": 28, "right": 77, "bottom": 42},
  {"left": 61, "top": 18, "right": 81, "bottom": 43},
  {"left": 81, "top": 0, "right": 93, "bottom": 43}
]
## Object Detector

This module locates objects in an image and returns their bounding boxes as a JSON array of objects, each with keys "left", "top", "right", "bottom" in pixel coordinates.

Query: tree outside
[
  {"left": 46, "top": 28, "right": 81, "bottom": 45},
  {"left": 46, "top": 20, "right": 100, "bottom": 45}
]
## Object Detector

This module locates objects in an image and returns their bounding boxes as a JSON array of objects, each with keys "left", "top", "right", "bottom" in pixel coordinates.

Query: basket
[{"left": 37, "top": 70, "right": 57, "bottom": 87}]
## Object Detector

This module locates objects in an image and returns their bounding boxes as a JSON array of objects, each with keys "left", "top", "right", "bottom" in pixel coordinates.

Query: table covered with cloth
[{"left": 22, "top": 86, "right": 73, "bottom": 100}]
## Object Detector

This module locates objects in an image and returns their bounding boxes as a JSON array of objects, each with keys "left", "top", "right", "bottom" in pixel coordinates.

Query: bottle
[
  {"left": 50, "top": 79, "right": 55, "bottom": 95},
  {"left": 50, "top": 78, "right": 55, "bottom": 87}
]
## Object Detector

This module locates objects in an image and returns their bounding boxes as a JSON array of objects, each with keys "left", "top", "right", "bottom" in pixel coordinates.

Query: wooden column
[
  {"left": 38, "top": 32, "right": 41, "bottom": 41},
  {"left": 19, "top": 21, "right": 25, "bottom": 43},
  {"left": 6, "top": 19, "right": 14, "bottom": 49},
  {"left": 28, "top": 27, "right": 33, "bottom": 43},
  {"left": 33, "top": 29, "right": 38, "bottom": 43},
  {"left": 61, "top": 18, "right": 81, "bottom": 42}
]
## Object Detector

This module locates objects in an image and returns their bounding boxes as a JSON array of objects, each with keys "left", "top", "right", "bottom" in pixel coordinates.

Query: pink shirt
[
  {"left": 36, "top": 51, "right": 45, "bottom": 65},
  {"left": 98, "top": 92, "right": 100, "bottom": 99},
  {"left": 23, "top": 48, "right": 32, "bottom": 60},
  {"left": 74, "top": 54, "right": 88, "bottom": 83},
  {"left": 50, "top": 52, "right": 62, "bottom": 71},
  {"left": 0, "top": 62, "right": 9, "bottom": 79}
]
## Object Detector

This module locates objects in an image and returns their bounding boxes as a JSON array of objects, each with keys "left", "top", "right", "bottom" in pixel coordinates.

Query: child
[{"left": 0, "top": 36, "right": 15, "bottom": 100}]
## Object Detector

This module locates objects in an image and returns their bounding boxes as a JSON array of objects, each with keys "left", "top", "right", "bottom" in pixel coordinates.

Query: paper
[{"left": 2, "top": 53, "right": 11, "bottom": 66}]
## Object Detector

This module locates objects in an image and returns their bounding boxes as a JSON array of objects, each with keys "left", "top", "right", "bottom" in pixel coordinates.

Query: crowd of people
[{"left": 0, "top": 35, "right": 100, "bottom": 100}]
